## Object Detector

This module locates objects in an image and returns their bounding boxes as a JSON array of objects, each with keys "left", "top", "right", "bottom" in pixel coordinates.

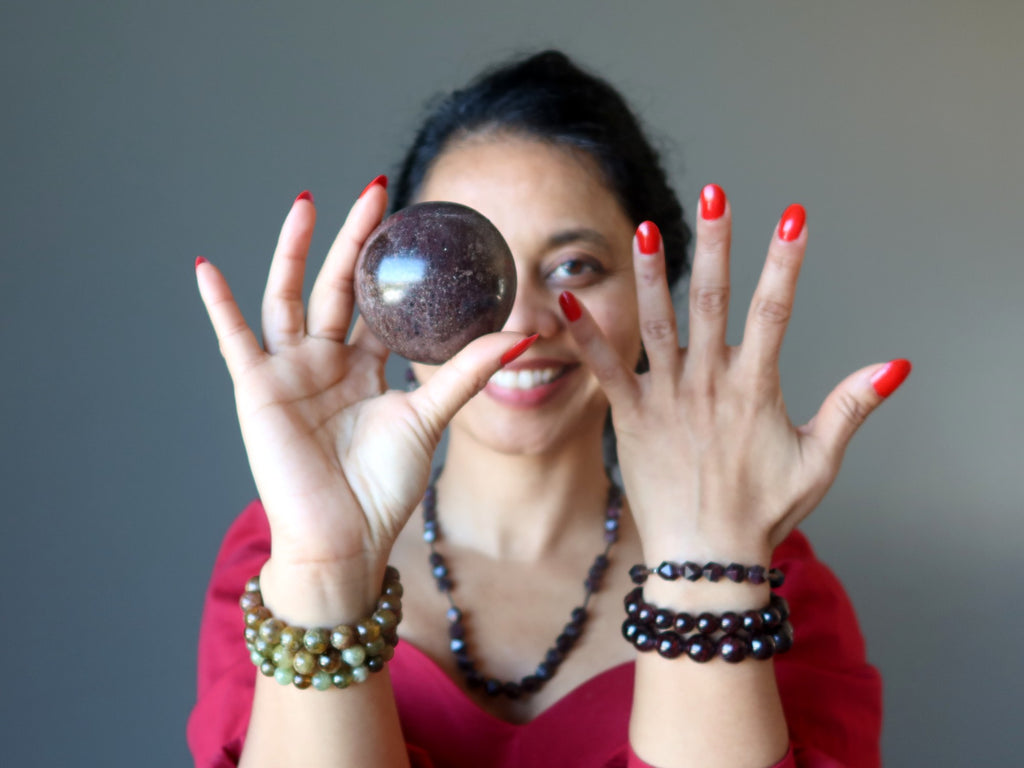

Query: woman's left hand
[{"left": 561, "top": 185, "right": 910, "bottom": 562}]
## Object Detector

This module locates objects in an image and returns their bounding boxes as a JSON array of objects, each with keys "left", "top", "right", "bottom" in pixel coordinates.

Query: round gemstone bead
[
  {"left": 636, "top": 604, "right": 656, "bottom": 624},
  {"left": 318, "top": 650, "right": 343, "bottom": 673},
  {"left": 332, "top": 670, "right": 353, "bottom": 688},
  {"left": 341, "top": 645, "right": 366, "bottom": 667},
  {"left": 367, "top": 656, "right": 385, "bottom": 673},
  {"left": 535, "top": 662, "right": 554, "bottom": 681},
  {"left": 312, "top": 670, "right": 333, "bottom": 690},
  {"left": 571, "top": 607, "right": 587, "bottom": 624},
  {"left": 259, "top": 660, "right": 276, "bottom": 677},
  {"left": 484, "top": 678, "right": 503, "bottom": 697},
  {"left": 292, "top": 674, "right": 312, "bottom": 691},
  {"left": 446, "top": 607, "right": 462, "bottom": 623},
  {"left": 653, "top": 609, "right": 675, "bottom": 631},
  {"left": 279, "top": 626, "right": 303, "bottom": 652},
  {"left": 380, "top": 645, "right": 396, "bottom": 662},
  {"left": 432, "top": 564, "right": 449, "bottom": 580},
  {"left": 330, "top": 625, "right": 357, "bottom": 650},
  {"left": 384, "top": 565, "right": 400, "bottom": 583},
  {"left": 303, "top": 628, "right": 330, "bottom": 654},
  {"left": 244, "top": 606, "right": 271, "bottom": 628},
  {"left": 366, "top": 637, "right": 387, "bottom": 656},
  {"left": 749, "top": 634, "right": 776, "bottom": 661},
  {"left": 373, "top": 609, "right": 399, "bottom": 632},
  {"left": 271, "top": 646, "right": 294, "bottom": 670},
  {"left": 250, "top": 650, "right": 265, "bottom": 667},
  {"left": 450, "top": 637, "right": 467, "bottom": 654},
  {"left": 696, "top": 613, "right": 720, "bottom": 634},
  {"left": 768, "top": 568, "right": 785, "bottom": 588},
  {"left": 719, "top": 611, "right": 741, "bottom": 633},
  {"left": 770, "top": 594, "right": 790, "bottom": 621},
  {"left": 544, "top": 648, "right": 564, "bottom": 666},
  {"left": 555, "top": 632, "right": 574, "bottom": 652},
  {"left": 673, "top": 612, "right": 697, "bottom": 633},
  {"left": 632, "top": 626, "right": 658, "bottom": 652},
  {"left": 772, "top": 622, "right": 794, "bottom": 654},
  {"left": 502, "top": 682, "right": 522, "bottom": 699},
  {"left": 718, "top": 634, "right": 749, "bottom": 663},
  {"left": 350, "top": 665, "right": 370, "bottom": 684},
  {"left": 258, "top": 618, "right": 285, "bottom": 645},
  {"left": 274, "top": 666, "right": 293, "bottom": 685},
  {"left": 759, "top": 606, "right": 782, "bottom": 629},
  {"left": 741, "top": 610, "right": 764, "bottom": 633},
  {"left": 747, "top": 565, "right": 767, "bottom": 584},
  {"left": 239, "top": 591, "right": 262, "bottom": 612},
  {"left": 622, "top": 619, "right": 642, "bottom": 643},
  {"left": 725, "top": 563, "right": 746, "bottom": 582},
  {"left": 686, "top": 634, "right": 716, "bottom": 662},
  {"left": 384, "top": 580, "right": 403, "bottom": 599},
  {"left": 357, "top": 620, "right": 381, "bottom": 643},
  {"left": 656, "top": 631, "right": 685, "bottom": 659},
  {"left": 253, "top": 637, "right": 271, "bottom": 657},
  {"left": 244, "top": 625, "right": 259, "bottom": 645},
  {"left": 624, "top": 588, "right": 643, "bottom": 616},
  {"left": 244, "top": 576, "right": 261, "bottom": 594},
  {"left": 448, "top": 622, "right": 465, "bottom": 639},
  {"left": 521, "top": 675, "right": 542, "bottom": 693},
  {"left": 292, "top": 650, "right": 316, "bottom": 676}
]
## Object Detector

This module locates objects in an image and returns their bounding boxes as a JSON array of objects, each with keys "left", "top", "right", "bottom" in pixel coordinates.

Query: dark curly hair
[{"left": 390, "top": 50, "right": 692, "bottom": 291}]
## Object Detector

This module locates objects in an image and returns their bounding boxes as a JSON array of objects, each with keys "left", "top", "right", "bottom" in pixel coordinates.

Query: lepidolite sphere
[{"left": 355, "top": 202, "right": 517, "bottom": 364}]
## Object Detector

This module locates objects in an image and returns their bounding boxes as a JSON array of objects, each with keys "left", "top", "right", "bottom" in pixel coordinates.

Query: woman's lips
[{"left": 484, "top": 359, "right": 578, "bottom": 407}]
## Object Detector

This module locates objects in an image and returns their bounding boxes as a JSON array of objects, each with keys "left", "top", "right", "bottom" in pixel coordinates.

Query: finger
[
  {"left": 307, "top": 175, "right": 389, "bottom": 343},
  {"left": 687, "top": 184, "right": 731, "bottom": 365},
  {"left": 195, "top": 257, "right": 265, "bottom": 377},
  {"left": 558, "top": 290, "right": 640, "bottom": 407},
  {"left": 739, "top": 204, "right": 807, "bottom": 375},
  {"left": 802, "top": 359, "right": 912, "bottom": 462},
  {"left": 633, "top": 221, "right": 680, "bottom": 373},
  {"left": 261, "top": 191, "right": 317, "bottom": 352},
  {"left": 348, "top": 315, "right": 390, "bottom": 361},
  {"left": 407, "top": 332, "right": 539, "bottom": 437}
]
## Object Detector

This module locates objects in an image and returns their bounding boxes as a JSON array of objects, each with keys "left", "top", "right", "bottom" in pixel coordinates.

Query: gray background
[{"left": 2, "top": 1, "right": 1020, "bottom": 765}]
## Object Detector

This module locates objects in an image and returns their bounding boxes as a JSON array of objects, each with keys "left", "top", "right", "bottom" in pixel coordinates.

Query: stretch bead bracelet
[
  {"left": 240, "top": 566, "right": 403, "bottom": 690},
  {"left": 628, "top": 561, "right": 785, "bottom": 588},
  {"left": 621, "top": 587, "right": 793, "bottom": 663}
]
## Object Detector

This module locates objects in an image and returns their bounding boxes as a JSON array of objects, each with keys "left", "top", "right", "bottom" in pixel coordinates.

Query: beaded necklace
[{"left": 421, "top": 476, "right": 622, "bottom": 699}]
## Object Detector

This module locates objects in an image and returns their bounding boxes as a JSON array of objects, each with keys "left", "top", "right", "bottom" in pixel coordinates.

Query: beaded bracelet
[
  {"left": 240, "top": 566, "right": 403, "bottom": 690},
  {"left": 622, "top": 587, "right": 793, "bottom": 663},
  {"left": 628, "top": 561, "right": 785, "bottom": 588}
]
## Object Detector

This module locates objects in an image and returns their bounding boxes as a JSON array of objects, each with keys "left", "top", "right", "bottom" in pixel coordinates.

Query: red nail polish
[
  {"left": 195, "top": 256, "right": 208, "bottom": 269},
  {"left": 777, "top": 204, "right": 806, "bottom": 242},
  {"left": 295, "top": 190, "right": 314, "bottom": 204},
  {"left": 700, "top": 184, "right": 727, "bottom": 220},
  {"left": 500, "top": 334, "right": 540, "bottom": 366},
  {"left": 359, "top": 174, "right": 388, "bottom": 199},
  {"left": 871, "top": 359, "right": 912, "bottom": 398},
  {"left": 636, "top": 221, "right": 661, "bottom": 255},
  {"left": 559, "top": 291, "right": 582, "bottom": 322}
]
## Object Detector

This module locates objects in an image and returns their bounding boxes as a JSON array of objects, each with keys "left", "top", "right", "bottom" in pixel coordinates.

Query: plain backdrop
[{"left": 2, "top": 1, "right": 1021, "bottom": 766}]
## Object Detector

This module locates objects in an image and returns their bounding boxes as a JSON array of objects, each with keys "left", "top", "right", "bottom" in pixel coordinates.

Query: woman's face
[{"left": 412, "top": 132, "right": 642, "bottom": 456}]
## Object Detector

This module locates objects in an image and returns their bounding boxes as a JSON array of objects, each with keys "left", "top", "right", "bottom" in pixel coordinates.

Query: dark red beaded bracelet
[{"left": 628, "top": 562, "right": 785, "bottom": 587}]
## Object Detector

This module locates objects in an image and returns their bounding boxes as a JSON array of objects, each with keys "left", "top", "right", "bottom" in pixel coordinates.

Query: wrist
[{"left": 258, "top": 558, "right": 391, "bottom": 626}]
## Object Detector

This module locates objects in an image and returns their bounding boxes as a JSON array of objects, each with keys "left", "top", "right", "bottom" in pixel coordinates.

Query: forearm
[
  {"left": 238, "top": 559, "right": 411, "bottom": 768},
  {"left": 628, "top": 551, "right": 789, "bottom": 768}
]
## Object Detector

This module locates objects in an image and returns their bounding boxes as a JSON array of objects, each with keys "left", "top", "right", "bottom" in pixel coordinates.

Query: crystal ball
[{"left": 355, "top": 201, "right": 517, "bottom": 364}]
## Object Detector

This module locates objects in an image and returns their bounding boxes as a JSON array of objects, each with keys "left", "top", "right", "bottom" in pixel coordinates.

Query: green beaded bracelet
[{"left": 240, "top": 566, "right": 403, "bottom": 690}]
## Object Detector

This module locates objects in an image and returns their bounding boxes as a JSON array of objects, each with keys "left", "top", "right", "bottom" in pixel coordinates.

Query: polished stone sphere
[{"left": 355, "top": 202, "right": 517, "bottom": 364}]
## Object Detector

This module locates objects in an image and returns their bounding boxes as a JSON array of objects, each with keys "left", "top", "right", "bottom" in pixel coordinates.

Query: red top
[{"left": 188, "top": 501, "right": 882, "bottom": 768}]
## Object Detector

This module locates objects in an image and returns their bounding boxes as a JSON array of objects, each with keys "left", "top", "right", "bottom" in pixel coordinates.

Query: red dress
[{"left": 188, "top": 501, "right": 882, "bottom": 768}]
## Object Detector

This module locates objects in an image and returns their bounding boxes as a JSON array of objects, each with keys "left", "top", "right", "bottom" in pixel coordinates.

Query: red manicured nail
[
  {"left": 500, "top": 334, "right": 540, "bottom": 366},
  {"left": 295, "top": 190, "right": 314, "bottom": 204},
  {"left": 195, "top": 256, "right": 208, "bottom": 269},
  {"left": 359, "top": 174, "right": 388, "bottom": 199},
  {"left": 700, "top": 184, "right": 727, "bottom": 220},
  {"left": 777, "top": 204, "right": 806, "bottom": 241},
  {"left": 558, "top": 291, "right": 582, "bottom": 322},
  {"left": 871, "top": 359, "right": 912, "bottom": 398},
  {"left": 636, "top": 221, "right": 661, "bottom": 255}
]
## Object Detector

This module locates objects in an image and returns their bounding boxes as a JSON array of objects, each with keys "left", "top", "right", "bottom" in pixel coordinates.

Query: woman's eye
[{"left": 549, "top": 258, "right": 603, "bottom": 281}]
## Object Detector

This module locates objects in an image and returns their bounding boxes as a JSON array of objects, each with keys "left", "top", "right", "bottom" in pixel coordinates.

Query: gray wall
[{"left": 2, "top": 1, "right": 1020, "bottom": 765}]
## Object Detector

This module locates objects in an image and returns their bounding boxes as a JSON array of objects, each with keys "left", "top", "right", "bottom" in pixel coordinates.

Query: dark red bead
[
  {"left": 682, "top": 561, "right": 703, "bottom": 581},
  {"left": 703, "top": 562, "right": 725, "bottom": 581},
  {"left": 622, "top": 619, "right": 643, "bottom": 643},
  {"left": 428, "top": 552, "right": 444, "bottom": 567},
  {"left": 571, "top": 607, "right": 587, "bottom": 625},
  {"left": 725, "top": 563, "right": 747, "bottom": 582},
  {"left": 718, "top": 634, "right": 749, "bottom": 663},
  {"left": 655, "top": 561, "right": 681, "bottom": 580},
  {"left": 760, "top": 606, "right": 782, "bottom": 629},
  {"left": 367, "top": 656, "right": 385, "bottom": 672},
  {"left": 772, "top": 621, "right": 794, "bottom": 654},
  {"left": 624, "top": 587, "right": 643, "bottom": 615},
  {"left": 696, "top": 612, "right": 720, "bottom": 634},
  {"left": 747, "top": 565, "right": 767, "bottom": 584},
  {"left": 653, "top": 609, "right": 675, "bottom": 630},
  {"left": 637, "top": 604, "right": 656, "bottom": 624},
  {"left": 749, "top": 634, "right": 776, "bottom": 660},
  {"left": 466, "top": 671, "right": 484, "bottom": 688},
  {"left": 771, "top": 594, "right": 790, "bottom": 621},
  {"left": 656, "top": 631, "right": 686, "bottom": 659},
  {"left": 502, "top": 682, "right": 522, "bottom": 699},
  {"left": 555, "top": 633, "right": 574, "bottom": 652},
  {"left": 629, "top": 565, "right": 649, "bottom": 584},
  {"left": 719, "top": 611, "right": 741, "bottom": 633},
  {"left": 432, "top": 564, "right": 449, "bottom": 579},
  {"left": 545, "top": 648, "right": 564, "bottom": 666},
  {"left": 741, "top": 610, "right": 764, "bottom": 632},
  {"left": 673, "top": 612, "right": 696, "bottom": 633},
  {"left": 455, "top": 654, "right": 474, "bottom": 671},
  {"left": 521, "top": 675, "right": 542, "bottom": 692},
  {"left": 436, "top": 577, "right": 453, "bottom": 592},
  {"left": 535, "top": 662, "right": 555, "bottom": 681},
  {"left": 448, "top": 622, "right": 465, "bottom": 639},
  {"left": 446, "top": 607, "right": 462, "bottom": 623},
  {"left": 633, "top": 626, "right": 658, "bottom": 652},
  {"left": 484, "top": 678, "right": 503, "bottom": 697},
  {"left": 686, "top": 634, "right": 716, "bottom": 662},
  {"left": 769, "top": 568, "right": 785, "bottom": 588},
  {"left": 449, "top": 637, "right": 466, "bottom": 654}
]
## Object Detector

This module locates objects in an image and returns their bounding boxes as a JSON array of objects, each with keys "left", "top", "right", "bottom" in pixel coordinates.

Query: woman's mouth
[{"left": 484, "top": 362, "right": 577, "bottom": 407}]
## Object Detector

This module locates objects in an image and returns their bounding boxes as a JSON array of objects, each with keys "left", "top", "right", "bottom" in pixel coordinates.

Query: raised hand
[
  {"left": 195, "top": 181, "right": 534, "bottom": 615},
  {"left": 560, "top": 184, "right": 910, "bottom": 562}
]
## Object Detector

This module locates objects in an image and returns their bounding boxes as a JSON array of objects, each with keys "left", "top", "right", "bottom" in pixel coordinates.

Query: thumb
[
  {"left": 804, "top": 359, "right": 912, "bottom": 461},
  {"left": 407, "top": 333, "right": 539, "bottom": 437}
]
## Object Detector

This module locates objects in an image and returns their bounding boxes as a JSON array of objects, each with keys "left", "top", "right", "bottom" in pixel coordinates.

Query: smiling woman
[{"left": 189, "top": 50, "right": 897, "bottom": 768}]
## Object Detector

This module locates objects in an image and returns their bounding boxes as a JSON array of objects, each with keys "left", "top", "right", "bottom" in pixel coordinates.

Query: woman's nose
[{"left": 501, "top": 275, "right": 562, "bottom": 339}]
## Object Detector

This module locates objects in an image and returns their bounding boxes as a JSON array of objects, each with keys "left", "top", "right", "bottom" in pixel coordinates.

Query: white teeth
[{"left": 489, "top": 367, "right": 565, "bottom": 390}]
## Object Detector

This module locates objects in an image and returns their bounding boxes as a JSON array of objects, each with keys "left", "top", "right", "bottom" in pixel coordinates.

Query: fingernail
[
  {"left": 558, "top": 291, "right": 582, "bottom": 322},
  {"left": 777, "top": 204, "right": 806, "bottom": 242},
  {"left": 359, "top": 174, "right": 388, "bottom": 199},
  {"left": 295, "top": 190, "right": 314, "bottom": 204},
  {"left": 500, "top": 334, "right": 540, "bottom": 366},
  {"left": 700, "top": 184, "right": 727, "bottom": 220},
  {"left": 871, "top": 359, "right": 912, "bottom": 398},
  {"left": 195, "top": 256, "right": 208, "bottom": 269},
  {"left": 636, "top": 221, "right": 661, "bottom": 255}
]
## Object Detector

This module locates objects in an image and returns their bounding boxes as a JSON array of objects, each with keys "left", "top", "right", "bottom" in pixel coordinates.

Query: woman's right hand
[{"left": 195, "top": 180, "right": 532, "bottom": 619}]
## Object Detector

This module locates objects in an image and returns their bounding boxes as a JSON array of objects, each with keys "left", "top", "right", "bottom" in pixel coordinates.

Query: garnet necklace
[{"left": 421, "top": 475, "right": 622, "bottom": 699}]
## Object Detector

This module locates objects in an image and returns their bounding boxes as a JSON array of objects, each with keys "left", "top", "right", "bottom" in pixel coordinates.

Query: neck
[{"left": 433, "top": 427, "right": 613, "bottom": 561}]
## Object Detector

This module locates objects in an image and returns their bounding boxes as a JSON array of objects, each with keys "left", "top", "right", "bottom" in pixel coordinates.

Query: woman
[{"left": 189, "top": 51, "right": 901, "bottom": 767}]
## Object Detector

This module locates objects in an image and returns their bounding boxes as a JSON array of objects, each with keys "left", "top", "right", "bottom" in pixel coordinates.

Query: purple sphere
[{"left": 355, "top": 202, "right": 517, "bottom": 364}]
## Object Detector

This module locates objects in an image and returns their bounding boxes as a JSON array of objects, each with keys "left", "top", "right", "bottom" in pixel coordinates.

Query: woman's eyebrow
[{"left": 545, "top": 228, "right": 611, "bottom": 251}]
